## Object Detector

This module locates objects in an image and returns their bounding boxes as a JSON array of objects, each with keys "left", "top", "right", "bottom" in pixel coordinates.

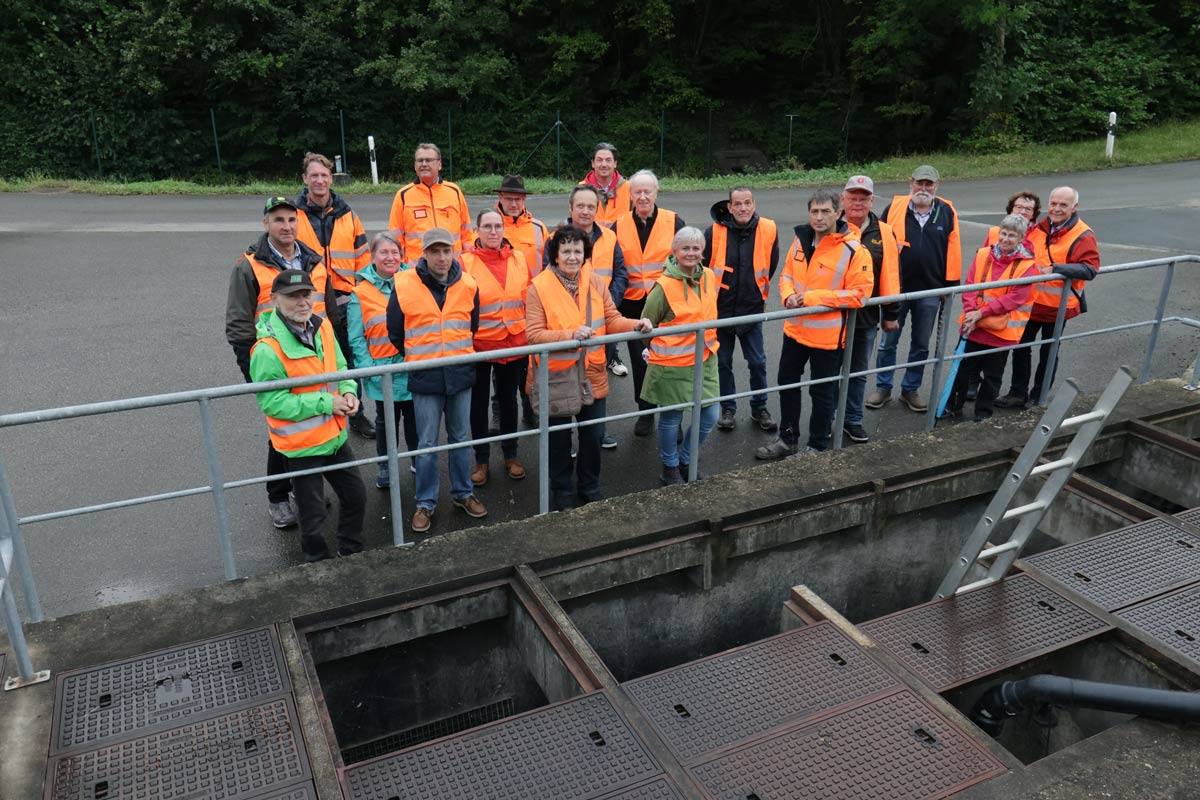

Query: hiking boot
[
  {"left": 634, "top": 414, "right": 655, "bottom": 437},
  {"left": 453, "top": 494, "right": 488, "bottom": 518},
  {"left": 471, "top": 463, "right": 489, "bottom": 487},
  {"left": 750, "top": 408, "right": 778, "bottom": 432},
  {"left": 268, "top": 500, "right": 297, "bottom": 529},
  {"left": 601, "top": 435, "right": 618, "bottom": 450},
  {"left": 755, "top": 438, "right": 798, "bottom": 460},
  {"left": 717, "top": 407, "right": 736, "bottom": 431},
  {"left": 994, "top": 392, "right": 1028, "bottom": 409},
  {"left": 375, "top": 464, "right": 390, "bottom": 489},
  {"left": 504, "top": 458, "right": 526, "bottom": 480},
  {"left": 678, "top": 463, "right": 703, "bottom": 482},
  {"left": 660, "top": 464, "right": 684, "bottom": 486},
  {"left": 865, "top": 389, "right": 891, "bottom": 409},
  {"left": 349, "top": 413, "right": 376, "bottom": 438},
  {"left": 411, "top": 506, "right": 433, "bottom": 533},
  {"left": 843, "top": 423, "right": 869, "bottom": 443},
  {"left": 608, "top": 357, "right": 628, "bottom": 376},
  {"left": 900, "top": 390, "right": 927, "bottom": 412}
]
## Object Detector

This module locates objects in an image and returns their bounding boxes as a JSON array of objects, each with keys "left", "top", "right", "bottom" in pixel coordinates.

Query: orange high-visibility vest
[
  {"left": 584, "top": 178, "right": 631, "bottom": 227},
  {"left": 709, "top": 217, "right": 777, "bottom": 301},
  {"left": 394, "top": 268, "right": 477, "bottom": 362},
  {"left": 779, "top": 233, "right": 874, "bottom": 349},
  {"left": 616, "top": 209, "right": 676, "bottom": 301},
  {"left": 295, "top": 209, "right": 369, "bottom": 295},
  {"left": 498, "top": 208, "right": 548, "bottom": 275},
  {"left": 387, "top": 180, "right": 472, "bottom": 262},
  {"left": 885, "top": 195, "right": 962, "bottom": 282},
  {"left": 1028, "top": 218, "right": 1094, "bottom": 313},
  {"left": 531, "top": 265, "right": 607, "bottom": 371},
  {"left": 247, "top": 253, "right": 328, "bottom": 322},
  {"left": 984, "top": 225, "right": 1050, "bottom": 266},
  {"left": 587, "top": 226, "right": 618, "bottom": 290},
  {"left": 253, "top": 319, "right": 345, "bottom": 454},
  {"left": 352, "top": 279, "right": 397, "bottom": 359},
  {"left": 961, "top": 248, "right": 1036, "bottom": 342},
  {"left": 461, "top": 250, "right": 529, "bottom": 343},
  {"left": 648, "top": 268, "right": 719, "bottom": 366}
]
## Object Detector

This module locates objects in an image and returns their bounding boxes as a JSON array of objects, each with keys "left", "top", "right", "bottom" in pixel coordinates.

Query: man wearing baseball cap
[
  {"left": 249, "top": 269, "right": 366, "bottom": 562},
  {"left": 868, "top": 165, "right": 961, "bottom": 413},
  {"left": 226, "top": 196, "right": 333, "bottom": 530}
]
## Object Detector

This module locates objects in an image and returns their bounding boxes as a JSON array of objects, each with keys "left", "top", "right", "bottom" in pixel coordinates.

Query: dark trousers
[
  {"left": 374, "top": 400, "right": 418, "bottom": 457},
  {"left": 1008, "top": 319, "right": 1062, "bottom": 403},
  {"left": 550, "top": 398, "right": 606, "bottom": 509},
  {"left": 619, "top": 297, "right": 655, "bottom": 411},
  {"left": 331, "top": 301, "right": 366, "bottom": 419},
  {"left": 948, "top": 339, "right": 1008, "bottom": 419},
  {"left": 716, "top": 322, "right": 768, "bottom": 413},
  {"left": 472, "top": 359, "right": 527, "bottom": 462},
  {"left": 288, "top": 440, "right": 366, "bottom": 561},
  {"left": 266, "top": 443, "right": 292, "bottom": 504},
  {"left": 777, "top": 337, "right": 843, "bottom": 451}
]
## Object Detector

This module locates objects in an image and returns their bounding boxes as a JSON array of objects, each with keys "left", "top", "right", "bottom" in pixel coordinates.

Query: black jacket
[
  {"left": 703, "top": 200, "right": 780, "bottom": 318},
  {"left": 385, "top": 258, "right": 481, "bottom": 395},
  {"left": 889, "top": 196, "right": 958, "bottom": 292}
]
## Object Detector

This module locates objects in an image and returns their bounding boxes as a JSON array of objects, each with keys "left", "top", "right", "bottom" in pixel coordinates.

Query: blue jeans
[
  {"left": 716, "top": 323, "right": 768, "bottom": 412},
  {"left": 874, "top": 296, "right": 942, "bottom": 393},
  {"left": 657, "top": 404, "right": 720, "bottom": 468},
  {"left": 844, "top": 315, "right": 878, "bottom": 425},
  {"left": 412, "top": 389, "right": 474, "bottom": 510}
]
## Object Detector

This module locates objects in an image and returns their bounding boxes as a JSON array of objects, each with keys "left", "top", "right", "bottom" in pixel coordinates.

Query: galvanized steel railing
[{"left": 1, "top": 254, "right": 1198, "bottom": 687}]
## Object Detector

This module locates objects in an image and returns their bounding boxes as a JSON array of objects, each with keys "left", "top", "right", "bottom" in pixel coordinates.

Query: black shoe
[
  {"left": 717, "top": 408, "right": 736, "bottom": 430},
  {"left": 660, "top": 465, "right": 684, "bottom": 486},
  {"left": 349, "top": 414, "right": 376, "bottom": 438},
  {"left": 843, "top": 423, "right": 869, "bottom": 443},
  {"left": 678, "top": 463, "right": 703, "bottom": 482},
  {"left": 966, "top": 387, "right": 979, "bottom": 402},
  {"left": 937, "top": 406, "right": 963, "bottom": 420},
  {"left": 634, "top": 414, "right": 655, "bottom": 437},
  {"left": 750, "top": 408, "right": 778, "bottom": 432},
  {"left": 994, "top": 392, "right": 1027, "bottom": 409}
]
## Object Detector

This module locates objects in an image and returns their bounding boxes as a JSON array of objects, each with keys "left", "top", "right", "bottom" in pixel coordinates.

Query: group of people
[{"left": 225, "top": 144, "right": 1099, "bottom": 562}]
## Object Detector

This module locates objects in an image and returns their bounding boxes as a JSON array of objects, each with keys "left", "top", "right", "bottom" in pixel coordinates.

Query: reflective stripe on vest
[
  {"left": 352, "top": 279, "right": 399, "bottom": 359},
  {"left": 254, "top": 319, "right": 345, "bottom": 453},
  {"left": 395, "top": 269, "right": 477, "bottom": 362},
  {"left": 531, "top": 265, "right": 607, "bottom": 370},
  {"left": 295, "top": 210, "right": 368, "bottom": 294},
  {"left": 616, "top": 209, "right": 676, "bottom": 301},
  {"left": 648, "top": 269, "right": 719, "bottom": 366},
  {"left": 709, "top": 217, "right": 776, "bottom": 301},
  {"left": 1030, "top": 219, "right": 1094, "bottom": 311},
  {"left": 248, "top": 254, "right": 327, "bottom": 321},
  {"left": 961, "top": 248, "right": 1035, "bottom": 341},
  {"left": 461, "top": 251, "right": 528, "bottom": 343},
  {"left": 783, "top": 239, "right": 858, "bottom": 340},
  {"left": 390, "top": 181, "right": 469, "bottom": 262}
]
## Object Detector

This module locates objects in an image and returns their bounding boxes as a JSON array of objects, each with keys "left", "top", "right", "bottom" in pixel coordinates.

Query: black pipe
[{"left": 970, "top": 675, "right": 1200, "bottom": 736}]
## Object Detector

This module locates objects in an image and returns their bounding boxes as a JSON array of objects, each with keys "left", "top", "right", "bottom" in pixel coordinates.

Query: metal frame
[{"left": 0, "top": 255, "right": 1197, "bottom": 688}]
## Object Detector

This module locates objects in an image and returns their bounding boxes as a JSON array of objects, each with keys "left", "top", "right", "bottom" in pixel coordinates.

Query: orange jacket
[
  {"left": 295, "top": 192, "right": 370, "bottom": 295},
  {"left": 710, "top": 217, "right": 777, "bottom": 302},
  {"left": 496, "top": 205, "right": 549, "bottom": 275},
  {"left": 1028, "top": 217, "right": 1097, "bottom": 316},
  {"left": 392, "top": 267, "right": 478, "bottom": 362},
  {"left": 461, "top": 249, "right": 529, "bottom": 344},
  {"left": 648, "top": 268, "right": 719, "bottom": 366},
  {"left": 387, "top": 179, "right": 472, "bottom": 262},
  {"left": 779, "top": 224, "right": 875, "bottom": 349},
  {"left": 616, "top": 209, "right": 677, "bottom": 301},
  {"left": 253, "top": 320, "right": 346, "bottom": 454}
]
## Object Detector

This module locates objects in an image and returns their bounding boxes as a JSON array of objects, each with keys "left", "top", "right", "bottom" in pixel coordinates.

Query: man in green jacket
[{"left": 250, "top": 269, "right": 366, "bottom": 562}]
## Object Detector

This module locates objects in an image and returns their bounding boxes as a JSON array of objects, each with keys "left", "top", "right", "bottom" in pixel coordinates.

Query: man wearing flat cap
[
  {"left": 495, "top": 174, "right": 549, "bottom": 276},
  {"left": 249, "top": 269, "right": 366, "bottom": 562},
  {"left": 227, "top": 196, "right": 333, "bottom": 530}
]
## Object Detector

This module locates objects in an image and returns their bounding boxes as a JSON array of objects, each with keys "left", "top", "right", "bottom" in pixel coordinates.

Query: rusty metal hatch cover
[
  {"left": 690, "top": 689, "right": 1005, "bottom": 800},
  {"left": 1024, "top": 518, "right": 1200, "bottom": 610},
  {"left": 342, "top": 690, "right": 660, "bottom": 800},
  {"left": 1116, "top": 583, "right": 1200, "bottom": 673},
  {"left": 597, "top": 777, "right": 687, "bottom": 800},
  {"left": 623, "top": 622, "right": 898, "bottom": 762},
  {"left": 860, "top": 574, "right": 1110, "bottom": 692},
  {"left": 52, "top": 626, "right": 289, "bottom": 754},
  {"left": 1179, "top": 507, "right": 1200, "bottom": 526},
  {"left": 46, "top": 697, "right": 311, "bottom": 800}
]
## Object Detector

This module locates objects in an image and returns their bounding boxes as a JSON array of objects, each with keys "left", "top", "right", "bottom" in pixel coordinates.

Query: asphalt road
[{"left": 1, "top": 162, "right": 1198, "bottom": 618}]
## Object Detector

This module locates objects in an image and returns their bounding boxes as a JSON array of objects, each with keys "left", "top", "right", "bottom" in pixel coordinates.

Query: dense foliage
[{"left": 5, "top": 0, "right": 1198, "bottom": 180}]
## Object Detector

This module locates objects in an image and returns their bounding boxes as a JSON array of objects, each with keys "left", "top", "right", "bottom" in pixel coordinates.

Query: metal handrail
[{"left": 1, "top": 254, "right": 1197, "bottom": 686}]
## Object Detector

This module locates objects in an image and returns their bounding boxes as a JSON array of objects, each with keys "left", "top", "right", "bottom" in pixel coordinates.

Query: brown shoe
[
  {"left": 411, "top": 506, "right": 434, "bottom": 533},
  {"left": 504, "top": 458, "right": 526, "bottom": 480},
  {"left": 471, "top": 462, "right": 489, "bottom": 486},
  {"left": 453, "top": 494, "right": 488, "bottom": 518}
]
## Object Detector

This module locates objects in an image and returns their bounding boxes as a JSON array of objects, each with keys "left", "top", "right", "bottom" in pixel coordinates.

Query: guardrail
[{"left": 2, "top": 255, "right": 1198, "bottom": 687}]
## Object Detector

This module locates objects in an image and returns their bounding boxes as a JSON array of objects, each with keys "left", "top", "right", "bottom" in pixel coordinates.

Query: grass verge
[{"left": 3, "top": 119, "right": 1198, "bottom": 196}]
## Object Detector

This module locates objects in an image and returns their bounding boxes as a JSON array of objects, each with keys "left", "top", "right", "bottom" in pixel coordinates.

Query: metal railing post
[
  {"left": 687, "top": 330, "right": 704, "bottom": 482},
  {"left": 1038, "top": 284, "right": 1073, "bottom": 406},
  {"left": 2, "top": 574, "right": 40, "bottom": 686},
  {"left": 923, "top": 297, "right": 951, "bottom": 430},
  {"left": 831, "top": 311, "right": 859, "bottom": 449},
  {"left": 538, "top": 354, "right": 551, "bottom": 515},
  {"left": 1185, "top": 348, "right": 1200, "bottom": 392},
  {"left": 197, "top": 398, "right": 237, "bottom": 580},
  {"left": 0, "top": 454, "right": 43, "bottom": 621},
  {"left": 381, "top": 374, "right": 407, "bottom": 546},
  {"left": 1139, "top": 261, "right": 1175, "bottom": 383}
]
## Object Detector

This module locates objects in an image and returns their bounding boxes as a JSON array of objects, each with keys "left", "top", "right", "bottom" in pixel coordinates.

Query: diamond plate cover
[
  {"left": 1178, "top": 507, "right": 1200, "bottom": 526},
  {"left": 623, "top": 622, "right": 899, "bottom": 761},
  {"left": 343, "top": 691, "right": 660, "bottom": 800},
  {"left": 1117, "top": 583, "right": 1200, "bottom": 673},
  {"left": 46, "top": 697, "right": 311, "bottom": 800},
  {"left": 52, "top": 626, "right": 289, "bottom": 754},
  {"left": 597, "top": 777, "right": 686, "bottom": 800},
  {"left": 691, "top": 690, "right": 1005, "bottom": 800},
  {"left": 1025, "top": 518, "right": 1200, "bottom": 610},
  {"left": 861, "top": 574, "right": 1111, "bottom": 691},
  {"left": 258, "top": 787, "right": 317, "bottom": 800}
]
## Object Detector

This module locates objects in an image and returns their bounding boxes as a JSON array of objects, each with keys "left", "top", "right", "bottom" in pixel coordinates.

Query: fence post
[
  {"left": 923, "top": 298, "right": 952, "bottom": 431},
  {"left": 447, "top": 109, "right": 454, "bottom": 182},
  {"left": 339, "top": 109, "right": 348, "bottom": 172},
  {"left": 555, "top": 111, "right": 562, "bottom": 179},
  {"left": 786, "top": 114, "right": 798, "bottom": 163},
  {"left": 90, "top": 110, "right": 103, "bottom": 178},
  {"left": 368, "top": 136, "right": 379, "bottom": 185},
  {"left": 1105, "top": 112, "right": 1117, "bottom": 160},
  {"left": 659, "top": 111, "right": 666, "bottom": 175},
  {"left": 706, "top": 108, "right": 713, "bottom": 177},
  {"left": 209, "top": 108, "right": 224, "bottom": 182},
  {"left": 830, "top": 312, "right": 859, "bottom": 449},
  {"left": 537, "top": 354, "right": 550, "bottom": 515},
  {"left": 2, "top": 575, "right": 48, "bottom": 689},
  {"left": 197, "top": 398, "right": 236, "bottom": 580},
  {"left": 0, "top": 454, "right": 43, "bottom": 622},
  {"left": 381, "top": 374, "right": 408, "bottom": 546},
  {"left": 1139, "top": 261, "right": 1175, "bottom": 383}
]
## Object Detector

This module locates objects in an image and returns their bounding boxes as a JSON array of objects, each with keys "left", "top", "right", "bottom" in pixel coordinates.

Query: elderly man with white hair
[{"left": 614, "top": 169, "right": 686, "bottom": 436}]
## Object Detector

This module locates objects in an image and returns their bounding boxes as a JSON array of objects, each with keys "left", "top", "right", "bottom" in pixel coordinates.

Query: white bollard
[
  {"left": 368, "top": 136, "right": 379, "bottom": 185},
  {"left": 1105, "top": 112, "right": 1117, "bottom": 160}
]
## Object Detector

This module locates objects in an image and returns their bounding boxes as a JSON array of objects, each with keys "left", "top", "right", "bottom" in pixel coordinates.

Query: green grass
[{"left": 4, "top": 119, "right": 1198, "bottom": 196}]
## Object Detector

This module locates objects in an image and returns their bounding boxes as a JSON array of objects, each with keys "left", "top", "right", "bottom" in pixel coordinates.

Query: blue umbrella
[{"left": 937, "top": 336, "right": 968, "bottom": 419}]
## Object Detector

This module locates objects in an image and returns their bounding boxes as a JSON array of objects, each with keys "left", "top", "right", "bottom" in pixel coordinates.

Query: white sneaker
[{"left": 608, "top": 357, "right": 628, "bottom": 377}]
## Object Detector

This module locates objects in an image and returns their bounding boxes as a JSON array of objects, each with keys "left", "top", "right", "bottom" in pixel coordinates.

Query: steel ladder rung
[
  {"left": 1001, "top": 500, "right": 1047, "bottom": 521},
  {"left": 1060, "top": 409, "right": 1105, "bottom": 429},
  {"left": 956, "top": 576, "right": 999, "bottom": 595},
  {"left": 978, "top": 540, "right": 1021, "bottom": 560},
  {"left": 1029, "top": 457, "right": 1075, "bottom": 477}
]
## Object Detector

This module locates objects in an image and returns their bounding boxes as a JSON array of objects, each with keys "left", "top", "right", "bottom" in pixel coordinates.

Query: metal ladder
[{"left": 935, "top": 366, "right": 1135, "bottom": 600}]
